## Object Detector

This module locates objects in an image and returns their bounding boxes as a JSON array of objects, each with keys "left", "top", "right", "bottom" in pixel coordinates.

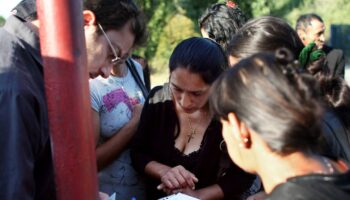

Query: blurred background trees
[
  {"left": 133, "top": 0, "right": 350, "bottom": 86},
  {"left": 1, "top": 0, "right": 349, "bottom": 85},
  {"left": 0, "top": 16, "right": 5, "bottom": 27}
]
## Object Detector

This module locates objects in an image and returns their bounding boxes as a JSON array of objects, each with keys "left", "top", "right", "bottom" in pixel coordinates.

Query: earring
[
  {"left": 239, "top": 137, "right": 251, "bottom": 148},
  {"left": 219, "top": 140, "right": 227, "bottom": 152}
]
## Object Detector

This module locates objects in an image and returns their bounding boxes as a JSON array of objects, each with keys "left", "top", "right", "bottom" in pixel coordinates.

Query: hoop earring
[{"left": 219, "top": 140, "right": 227, "bottom": 152}]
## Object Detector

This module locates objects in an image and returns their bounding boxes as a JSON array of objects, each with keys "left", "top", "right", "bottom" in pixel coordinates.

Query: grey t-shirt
[{"left": 89, "top": 60, "right": 146, "bottom": 200}]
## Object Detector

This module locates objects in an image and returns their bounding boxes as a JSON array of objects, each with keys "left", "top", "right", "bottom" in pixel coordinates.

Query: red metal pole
[{"left": 37, "top": 0, "right": 98, "bottom": 199}]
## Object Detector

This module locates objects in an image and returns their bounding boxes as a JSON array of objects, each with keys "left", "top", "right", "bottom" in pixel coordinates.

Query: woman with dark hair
[
  {"left": 131, "top": 37, "right": 256, "bottom": 199},
  {"left": 227, "top": 16, "right": 304, "bottom": 65},
  {"left": 210, "top": 49, "right": 350, "bottom": 199},
  {"left": 226, "top": 16, "right": 350, "bottom": 162},
  {"left": 199, "top": 1, "right": 247, "bottom": 50}
]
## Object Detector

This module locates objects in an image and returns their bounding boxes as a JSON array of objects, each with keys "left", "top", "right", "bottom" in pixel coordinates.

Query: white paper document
[
  {"left": 158, "top": 193, "right": 200, "bottom": 200},
  {"left": 109, "top": 193, "right": 116, "bottom": 200}
]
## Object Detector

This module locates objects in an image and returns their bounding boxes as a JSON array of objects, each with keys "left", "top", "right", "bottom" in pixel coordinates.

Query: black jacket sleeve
[
  {"left": 130, "top": 86, "right": 161, "bottom": 173},
  {"left": 0, "top": 91, "right": 41, "bottom": 199}
]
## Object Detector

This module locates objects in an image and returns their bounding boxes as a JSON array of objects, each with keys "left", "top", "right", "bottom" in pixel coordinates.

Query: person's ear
[
  {"left": 227, "top": 112, "right": 241, "bottom": 141},
  {"left": 227, "top": 112, "right": 251, "bottom": 148},
  {"left": 297, "top": 30, "right": 306, "bottom": 41},
  {"left": 83, "top": 10, "right": 96, "bottom": 26},
  {"left": 239, "top": 122, "right": 251, "bottom": 148}
]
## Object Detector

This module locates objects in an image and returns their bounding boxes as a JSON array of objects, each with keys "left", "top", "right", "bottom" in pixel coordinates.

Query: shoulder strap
[{"left": 126, "top": 58, "right": 149, "bottom": 98}]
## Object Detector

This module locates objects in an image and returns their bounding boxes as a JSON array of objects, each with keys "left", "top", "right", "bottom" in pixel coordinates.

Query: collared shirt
[{"left": 0, "top": 15, "right": 56, "bottom": 199}]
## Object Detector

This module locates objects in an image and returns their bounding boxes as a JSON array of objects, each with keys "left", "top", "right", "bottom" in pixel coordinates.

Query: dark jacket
[
  {"left": 321, "top": 111, "right": 350, "bottom": 162},
  {"left": 0, "top": 15, "right": 56, "bottom": 199},
  {"left": 131, "top": 84, "right": 256, "bottom": 200},
  {"left": 267, "top": 170, "right": 350, "bottom": 200},
  {"left": 323, "top": 45, "right": 345, "bottom": 78}
]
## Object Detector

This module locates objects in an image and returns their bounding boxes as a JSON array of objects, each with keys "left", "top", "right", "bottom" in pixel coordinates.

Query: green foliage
[
  {"left": 268, "top": 0, "right": 350, "bottom": 41},
  {"left": 152, "top": 14, "right": 199, "bottom": 74},
  {"left": 235, "top": 0, "right": 270, "bottom": 18},
  {"left": 134, "top": 0, "right": 219, "bottom": 77},
  {"left": 134, "top": 0, "right": 350, "bottom": 87},
  {"left": 251, "top": 0, "right": 271, "bottom": 16},
  {"left": 0, "top": 16, "right": 5, "bottom": 27},
  {"left": 136, "top": 1, "right": 176, "bottom": 60},
  {"left": 177, "top": 0, "right": 218, "bottom": 27}
]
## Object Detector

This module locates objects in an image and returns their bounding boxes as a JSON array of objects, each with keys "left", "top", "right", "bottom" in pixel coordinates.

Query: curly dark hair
[
  {"left": 199, "top": 2, "right": 247, "bottom": 50},
  {"left": 84, "top": 0, "right": 147, "bottom": 47},
  {"left": 12, "top": 0, "right": 148, "bottom": 47}
]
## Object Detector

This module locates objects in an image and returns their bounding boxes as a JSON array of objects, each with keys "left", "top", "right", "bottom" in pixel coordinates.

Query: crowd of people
[{"left": 0, "top": 0, "right": 349, "bottom": 200}]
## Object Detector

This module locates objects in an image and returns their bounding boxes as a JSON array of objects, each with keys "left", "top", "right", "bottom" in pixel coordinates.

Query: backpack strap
[{"left": 126, "top": 58, "right": 149, "bottom": 98}]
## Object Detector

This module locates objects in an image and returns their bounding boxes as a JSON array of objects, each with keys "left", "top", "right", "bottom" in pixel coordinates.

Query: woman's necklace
[{"left": 186, "top": 111, "right": 207, "bottom": 143}]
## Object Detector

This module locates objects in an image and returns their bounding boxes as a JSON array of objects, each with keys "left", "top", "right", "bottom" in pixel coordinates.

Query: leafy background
[
  {"left": 1, "top": 0, "right": 349, "bottom": 87},
  {"left": 133, "top": 0, "right": 350, "bottom": 87}
]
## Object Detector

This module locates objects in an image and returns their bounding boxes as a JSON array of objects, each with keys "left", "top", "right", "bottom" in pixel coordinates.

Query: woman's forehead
[{"left": 170, "top": 68, "right": 209, "bottom": 91}]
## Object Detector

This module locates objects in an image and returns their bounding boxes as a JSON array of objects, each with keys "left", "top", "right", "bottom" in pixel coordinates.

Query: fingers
[
  {"left": 130, "top": 104, "right": 143, "bottom": 123},
  {"left": 157, "top": 183, "right": 184, "bottom": 195},
  {"left": 98, "top": 192, "right": 109, "bottom": 200},
  {"left": 132, "top": 104, "right": 143, "bottom": 116},
  {"left": 178, "top": 167, "right": 197, "bottom": 189},
  {"left": 160, "top": 165, "right": 198, "bottom": 190},
  {"left": 161, "top": 171, "right": 182, "bottom": 189},
  {"left": 133, "top": 103, "right": 143, "bottom": 110},
  {"left": 156, "top": 183, "right": 174, "bottom": 195}
]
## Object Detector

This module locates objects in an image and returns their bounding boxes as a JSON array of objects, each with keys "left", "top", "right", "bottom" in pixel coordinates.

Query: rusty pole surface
[{"left": 37, "top": 0, "right": 98, "bottom": 199}]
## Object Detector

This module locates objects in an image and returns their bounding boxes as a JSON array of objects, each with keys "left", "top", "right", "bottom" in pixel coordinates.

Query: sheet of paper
[
  {"left": 109, "top": 193, "right": 116, "bottom": 200},
  {"left": 158, "top": 193, "right": 200, "bottom": 200}
]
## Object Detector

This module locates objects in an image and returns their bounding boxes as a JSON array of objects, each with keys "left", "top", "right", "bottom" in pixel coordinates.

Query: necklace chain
[{"left": 186, "top": 111, "right": 207, "bottom": 143}]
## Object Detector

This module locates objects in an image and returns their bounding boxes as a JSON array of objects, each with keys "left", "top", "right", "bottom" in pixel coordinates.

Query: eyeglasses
[{"left": 97, "top": 23, "right": 122, "bottom": 65}]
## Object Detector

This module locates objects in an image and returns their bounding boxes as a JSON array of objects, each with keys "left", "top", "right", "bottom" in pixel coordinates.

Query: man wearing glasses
[
  {"left": 88, "top": 1, "right": 149, "bottom": 200},
  {"left": 0, "top": 0, "right": 147, "bottom": 199}
]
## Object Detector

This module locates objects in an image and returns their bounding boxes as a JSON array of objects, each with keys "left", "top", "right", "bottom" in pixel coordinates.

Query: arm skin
[{"left": 92, "top": 104, "right": 143, "bottom": 171}]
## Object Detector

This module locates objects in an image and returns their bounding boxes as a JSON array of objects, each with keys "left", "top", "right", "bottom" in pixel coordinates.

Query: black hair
[
  {"left": 169, "top": 37, "right": 228, "bottom": 85},
  {"left": 319, "top": 76, "right": 350, "bottom": 136},
  {"left": 199, "top": 2, "right": 247, "bottom": 50},
  {"left": 210, "top": 48, "right": 324, "bottom": 154},
  {"left": 227, "top": 16, "right": 304, "bottom": 61},
  {"left": 296, "top": 13, "right": 324, "bottom": 32},
  {"left": 12, "top": 0, "right": 147, "bottom": 47},
  {"left": 11, "top": 0, "right": 37, "bottom": 21},
  {"left": 84, "top": 0, "right": 147, "bottom": 47},
  {"left": 226, "top": 16, "right": 350, "bottom": 154}
]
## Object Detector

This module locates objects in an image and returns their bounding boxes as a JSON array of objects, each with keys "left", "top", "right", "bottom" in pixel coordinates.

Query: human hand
[
  {"left": 98, "top": 192, "right": 109, "bottom": 200},
  {"left": 157, "top": 185, "right": 199, "bottom": 196},
  {"left": 157, "top": 165, "right": 198, "bottom": 193},
  {"left": 247, "top": 191, "right": 267, "bottom": 200},
  {"left": 129, "top": 104, "right": 143, "bottom": 124}
]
